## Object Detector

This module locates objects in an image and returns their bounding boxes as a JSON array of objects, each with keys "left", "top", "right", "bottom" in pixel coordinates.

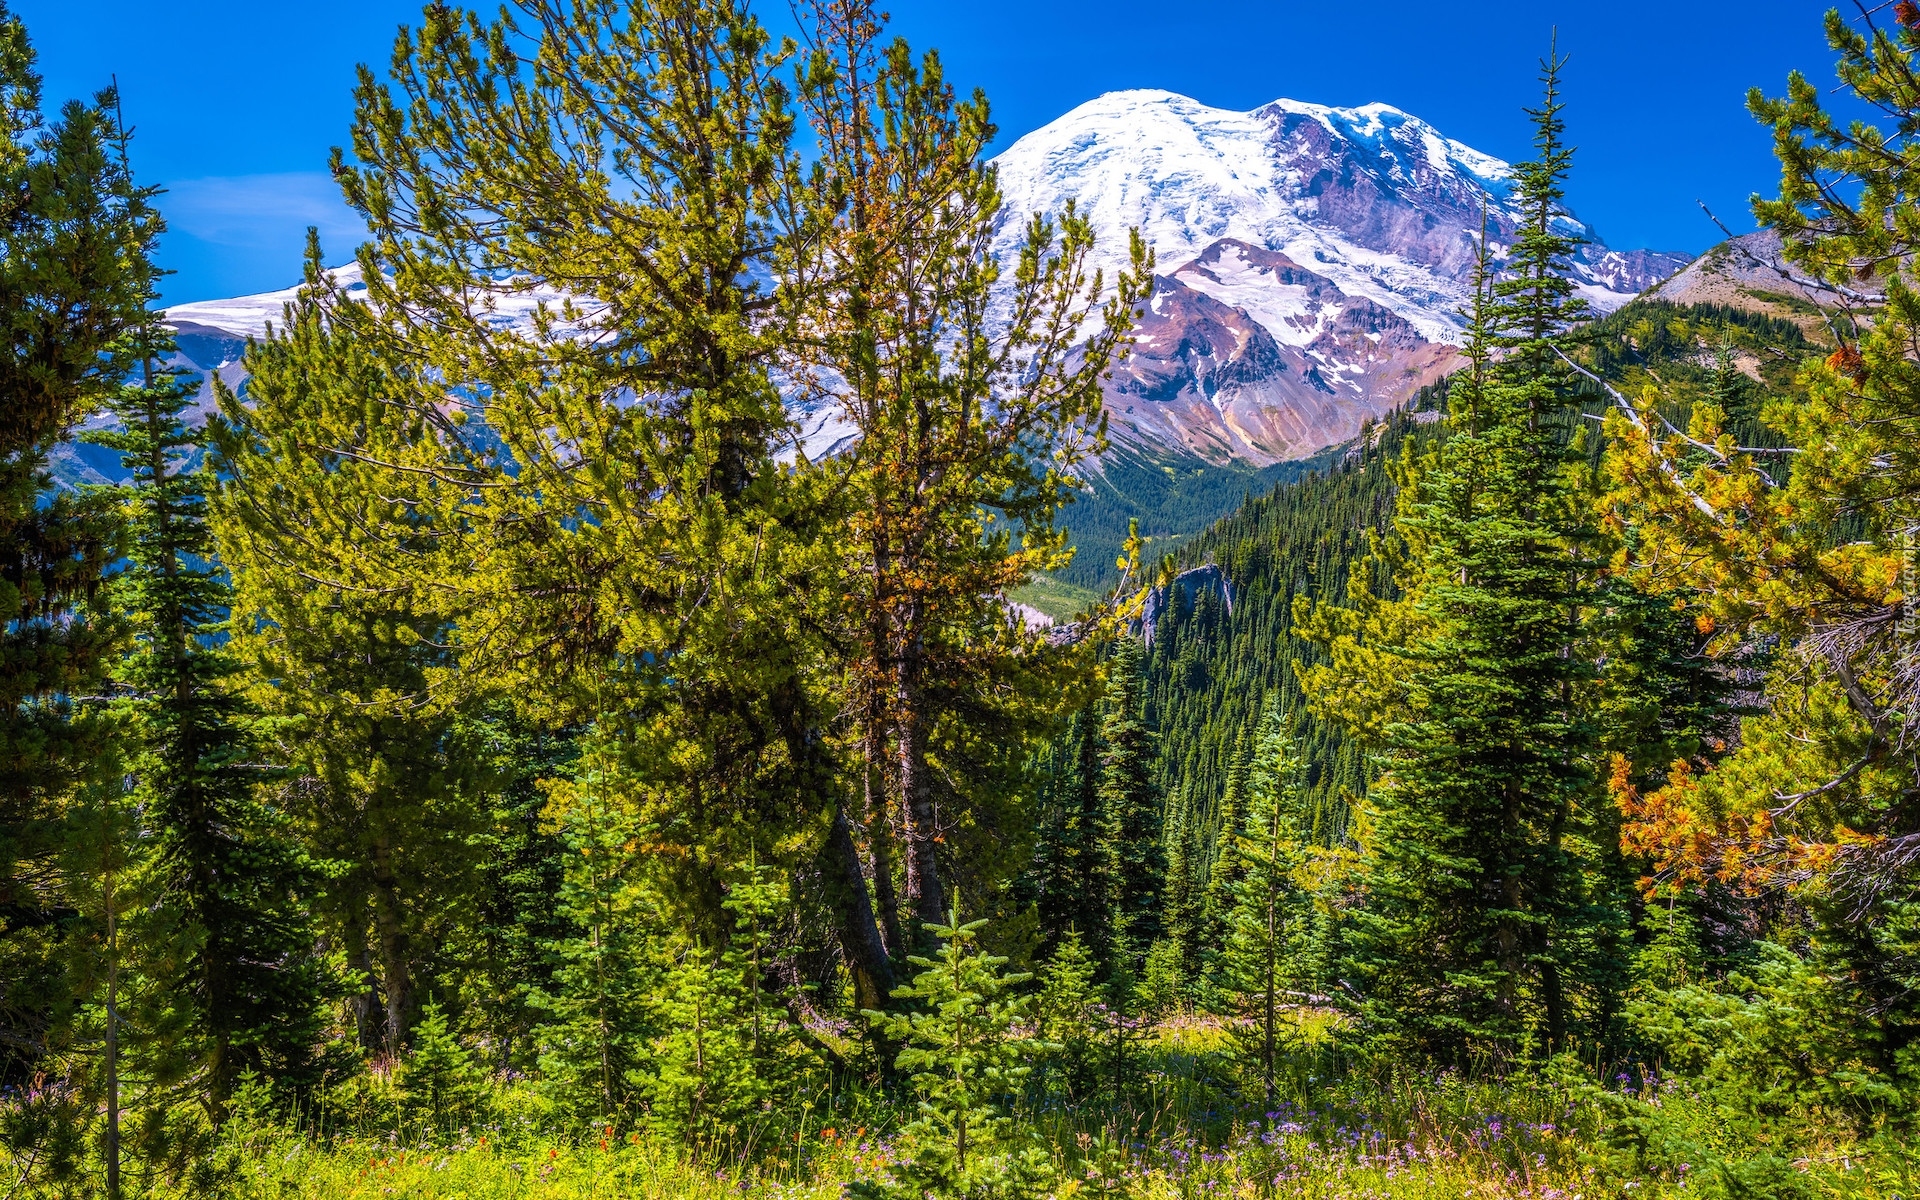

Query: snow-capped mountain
[
  {"left": 156, "top": 89, "right": 1689, "bottom": 472},
  {"left": 992, "top": 90, "right": 1689, "bottom": 464},
  {"left": 995, "top": 89, "right": 1682, "bottom": 335}
]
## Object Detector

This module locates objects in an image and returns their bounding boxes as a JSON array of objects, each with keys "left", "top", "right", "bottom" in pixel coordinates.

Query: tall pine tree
[
  {"left": 1306, "top": 49, "right": 1613, "bottom": 1063},
  {"left": 795, "top": 0, "right": 1149, "bottom": 964},
  {"left": 86, "top": 312, "right": 330, "bottom": 1119},
  {"left": 1030, "top": 698, "right": 1109, "bottom": 964},
  {"left": 1099, "top": 639, "right": 1164, "bottom": 970},
  {"left": 0, "top": 14, "right": 156, "bottom": 1088}
]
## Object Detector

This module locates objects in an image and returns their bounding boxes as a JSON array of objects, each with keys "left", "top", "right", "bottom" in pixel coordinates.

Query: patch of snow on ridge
[
  {"left": 1176, "top": 243, "right": 1318, "bottom": 342},
  {"left": 164, "top": 266, "right": 366, "bottom": 340}
]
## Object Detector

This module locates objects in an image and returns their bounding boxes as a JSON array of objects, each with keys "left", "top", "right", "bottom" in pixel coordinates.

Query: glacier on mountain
[{"left": 990, "top": 89, "right": 1684, "bottom": 345}]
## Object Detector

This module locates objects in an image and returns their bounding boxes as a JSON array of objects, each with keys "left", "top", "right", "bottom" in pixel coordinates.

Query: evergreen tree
[
  {"left": 85, "top": 316, "right": 331, "bottom": 1118},
  {"left": 1592, "top": 5, "right": 1920, "bottom": 1125},
  {"left": 1157, "top": 782, "right": 1205, "bottom": 1005},
  {"left": 1030, "top": 700, "right": 1109, "bottom": 964},
  {"left": 646, "top": 856, "right": 818, "bottom": 1154},
  {"left": 0, "top": 10, "right": 157, "bottom": 1088},
  {"left": 796, "top": 0, "right": 1149, "bottom": 961},
  {"left": 855, "top": 905, "right": 1051, "bottom": 1200},
  {"left": 1304, "top": 51, "right": 1612, "bottom": 1063},
  {"left": 1200, "top": 730, "right": 1252, "bottom": 967},
  {"left": 211, "top": 239, "right": 510, "bottom": 1057},
  {"left": 61, "top": 726, "right": 155, "bottom": 1197},
  {"left": 1098, "top": 639, "right": 1164, "bottom": 968},
  {"left": 316, "top": 0, "right": 845, "bottom": 974},
  {"left": 533, "top": 732, "right": 658, "bottom": 1126},
  {"left": 1221, "top": 700, "right": 1314, "bottom": 1111},
  {"left": 394, "top": 1001, "right": 491, "bottom": 1138},
  {"left": 460, "top": 705, "right": 574, "bottom": 1071},
  {"left": 1034, "top": 931, "right": 1100, "bottom": 1102}
]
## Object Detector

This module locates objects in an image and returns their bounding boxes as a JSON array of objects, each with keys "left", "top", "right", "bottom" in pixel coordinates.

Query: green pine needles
[
  {"left": 87, "top": 317, "right": 334, "bottom": 1113},
  {"left": 647, "top": 856, "right": 819, "bottom": 1154},
  {"left": 857, "top": 905, "right": 1052, "bottom": 1200},
  {"left": 7, "top": 1, "right": 1914, "bottom": 1193},
  {"left": 1300, "top": 47, "right": 1628, "bottom": 1066},
  {"left": 1221, "top": 700, "right": 1318, "bottom": 1112}
]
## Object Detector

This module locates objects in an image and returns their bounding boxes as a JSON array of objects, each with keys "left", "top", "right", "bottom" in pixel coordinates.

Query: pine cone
[{"left": 1899, "top": 0, "right": 1920, "bottom": 27}]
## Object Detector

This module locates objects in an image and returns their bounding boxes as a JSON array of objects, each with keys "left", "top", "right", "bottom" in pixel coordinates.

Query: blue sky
[{"left": 13, "top": 0, "right": 1840, "bottom": 304}]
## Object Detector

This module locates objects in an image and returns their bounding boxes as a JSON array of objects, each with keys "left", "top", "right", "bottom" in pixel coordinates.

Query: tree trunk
[
  {"left": 895, "top": 637, "right": 946, "bottom": 933},
  {"left": 825, "top": 801, "right": 895, "bottom": 1012},
  {"left": 865, "top": 724, "right": 904, "bottom": 959},
  {"left": 370, "top": 836, "right": 413, "bottom": 1054},
  {"left": 1540, "top": 959, "right": 1567, "bottom": 1056},
  {"left": 104, "top": 863, "right": 120, "bottom": 1200},
  {"left": 341, "top": 894, "right": 379, "bottom": 1052},
  {"left": 1264, "top": 893, "right": 1278, "bottom": 1113}
]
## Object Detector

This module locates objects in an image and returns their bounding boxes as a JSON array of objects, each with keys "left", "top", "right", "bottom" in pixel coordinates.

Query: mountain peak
[
  {"left": 989, "top": 88, "right": 1688, "bottom": 467},
  {"left": 991, "top": 89, "right": 1683, "bottom": 345}
]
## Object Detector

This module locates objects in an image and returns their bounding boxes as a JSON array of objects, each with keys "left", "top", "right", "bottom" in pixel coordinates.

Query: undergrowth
[{"left": 68, "top": 1014, "right": 1912, "bottom": 1200}]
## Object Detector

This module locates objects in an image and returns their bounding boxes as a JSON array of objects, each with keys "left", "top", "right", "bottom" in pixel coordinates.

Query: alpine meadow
[{"left": 8, "top": 2, "right": 1920, "bottom": 1198}]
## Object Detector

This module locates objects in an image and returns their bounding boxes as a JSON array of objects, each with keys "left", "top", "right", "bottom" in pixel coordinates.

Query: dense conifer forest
[{"left": 3, "top": 2, "right": 1918, "bottom": 1198}]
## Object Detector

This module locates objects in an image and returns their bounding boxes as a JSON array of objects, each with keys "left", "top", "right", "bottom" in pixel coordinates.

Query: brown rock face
[{"left": 1102, "top": 239, "right": 1456, "bottom": 465}]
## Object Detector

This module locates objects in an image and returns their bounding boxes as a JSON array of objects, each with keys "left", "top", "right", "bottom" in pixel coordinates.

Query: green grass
[
  {"left": 1013, "top": 573, "right": 1107, "bottom": 622},
  {"left": 186, "top": 1079, "right": 1883, "bottom": 1200},
  {"left": 31, "top": 1014, "right": 1916, "bottom": 1198},
  {"left": 1736, "top": 284, "right": 1825, "bottom": 318}
]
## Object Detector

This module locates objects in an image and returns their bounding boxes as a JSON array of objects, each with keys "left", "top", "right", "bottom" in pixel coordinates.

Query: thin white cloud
[{"left": 160, "top": 171, "right": 367, "bottom": 253}]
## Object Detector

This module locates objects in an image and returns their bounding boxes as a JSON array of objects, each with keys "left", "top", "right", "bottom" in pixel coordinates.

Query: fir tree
[
  {"left": 533, "top": 732, "right": 657, "bottom": 1126},
  {"left": 395, "top": 1001, "right": 491, "bottom": 1138},
  {"left": 1034, "top": 931, "right": 1100, "bottom": 1102},
  {"left": 1221, "top": 700, "right": 1314, "bottom": 1112},
  {"left": 462, "top": 705, "right": 575, "bottom": 1072},
  {"left": 1158, "top": 782, "right": 1205, "bottom": 1004},
  {"left": 855, "top": 905, "right": 1051, "bottom": 1200},
  {"left": 1098, "top": 639, "right": 1164, "bottom": 969},
  {"left": 0, "top": 11, "right": 157, "bottom": 1088},
  {"left": 1307, "top": 50, "right": 1610, "bottom": 1063},
  {"left": 1200, "top": 730, "right": 1253, "bottom": 966},
  {"left": 1031, "top": 700, "right": 1110, "bottom": 964},
  {"left": 86, "top": 315, "right": 331, "bottom": 1117},
  {"left": 646, "top": 856, "right": 818, "bottom": 1154}
]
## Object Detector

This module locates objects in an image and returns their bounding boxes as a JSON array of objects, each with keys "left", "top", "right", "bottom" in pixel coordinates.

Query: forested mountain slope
[{"left": 1131, "top": 292, "right": 1820, "bottom": 871}]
